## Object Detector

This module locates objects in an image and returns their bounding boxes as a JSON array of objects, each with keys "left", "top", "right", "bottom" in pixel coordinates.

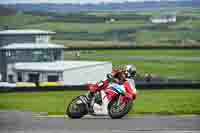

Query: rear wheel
[
  {"left": 108, "top": 98, "right": 133, "bottom": 119},
  {"left": 66, "top": 95, "right": 88, "bottom": 119}
]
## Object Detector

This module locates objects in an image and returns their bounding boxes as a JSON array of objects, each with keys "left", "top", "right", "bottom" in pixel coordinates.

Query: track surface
[{"left": 0, "top": 110, "right": 200, "bottom": 133}]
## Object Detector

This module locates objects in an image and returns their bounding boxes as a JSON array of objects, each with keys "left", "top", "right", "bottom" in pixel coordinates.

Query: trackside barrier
[{"left": 0, "top": 81, "right": 200, "bottom": 93}]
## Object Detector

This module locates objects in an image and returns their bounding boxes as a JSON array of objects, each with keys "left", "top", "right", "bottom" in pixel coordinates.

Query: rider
[
  {"left": 87, "top": 64, "right": 137, "bottom": 102},
  {"left": 107, "top": 64, "right": 136, "bottom": 85}
]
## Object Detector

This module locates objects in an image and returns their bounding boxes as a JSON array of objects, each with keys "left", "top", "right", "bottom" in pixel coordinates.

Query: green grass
[
  {"left": 170, "top": 19, "right": 200, "bottom": 30},
  {"left": 0, "top": 91, "right": 84, "bottom": 115},
  {"left": 133, "top": 89, "right": 200, "bottom": 114},
  {"left": 79, "top": 50, "right": 200, "bottom": 57},
  {"left": 24, "top": 20, "right": 200, "bottom": 45},
  {"left": 1, "top": 11, "right": 200, "bottom": 45},
  {"left": 0, "top": 14, "right": 48, "bottom": 27},
  {"left": 0, "top": 89, "right": 200, "bottom": 115},
  {"left": 135, "top": 30, "right": 200, "bottom": 46},
  {"left": 65, "top": 50, "right": 200, "bottom": 80},
  {"left": 24, "top": 21, "right": 150, "bottom": 33}
]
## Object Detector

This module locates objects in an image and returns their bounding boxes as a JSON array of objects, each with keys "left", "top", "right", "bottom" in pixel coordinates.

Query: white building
[
  {"left": 151, "top": 16, "right": 176, "bottom": 24},
  {"left": 0, "top": 29, "right": 112, "bottom": 85},
  {"left": 13, "top": 61, "right": 112, "bottom": 85}
]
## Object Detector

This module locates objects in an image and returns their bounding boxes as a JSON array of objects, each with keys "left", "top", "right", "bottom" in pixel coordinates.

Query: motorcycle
[{"left": 66, "top": 77, "right": 137, "bottom": 119}]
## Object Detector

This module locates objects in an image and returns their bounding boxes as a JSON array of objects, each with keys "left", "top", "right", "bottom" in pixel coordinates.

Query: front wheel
[
  {"left": 108, "top": 98, "right": 133, "bottom": 119},
  {"left": 66, "top": 95, "right": 88, "bottom": 119}
]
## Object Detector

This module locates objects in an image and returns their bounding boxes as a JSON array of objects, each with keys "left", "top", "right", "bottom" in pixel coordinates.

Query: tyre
[
  {"left": 108, "top": 98, "right": 133, "bottom": 119},
  {"left": 66, "top": 95, "right": 88, "bottom": 119}
]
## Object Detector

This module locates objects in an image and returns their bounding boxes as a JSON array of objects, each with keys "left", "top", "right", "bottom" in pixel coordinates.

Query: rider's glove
[{"left": 97, "top": 81, "right": 104, "bottom": 87}]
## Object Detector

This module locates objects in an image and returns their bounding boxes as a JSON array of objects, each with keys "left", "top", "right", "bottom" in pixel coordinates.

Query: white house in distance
[
  {"left": 150, "top": 15, "right": 176, "bottom": 24},
  {"left": 0, "top": 29, "right": 112, "bottom": 85}
]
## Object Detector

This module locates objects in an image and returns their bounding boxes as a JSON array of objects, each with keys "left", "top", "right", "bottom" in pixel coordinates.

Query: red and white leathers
[
  {"left": 88, "top": 69, "right": 137, "bottom": 100},
  {"left": 110, "top": 69, "right": 127, "bottom": 84},
  {"left": 88, "top": 69, "right": 125, "bottom": 93}
]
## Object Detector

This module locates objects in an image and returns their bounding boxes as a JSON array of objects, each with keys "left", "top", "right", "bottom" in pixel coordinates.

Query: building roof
[
  {"left": 0, "top": 29, "right": 55, "bottom": 35},
  {"left": 14, "top": 61, "right": 111, "bottom": 72},
  {"left": 1, "top": 43, "right": 64, "bottom": 50}
]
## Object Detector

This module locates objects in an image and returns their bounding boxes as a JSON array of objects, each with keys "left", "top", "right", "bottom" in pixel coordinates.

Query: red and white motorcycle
[{"left": 66, "top": 77, "right": 137, "bottom": 119}]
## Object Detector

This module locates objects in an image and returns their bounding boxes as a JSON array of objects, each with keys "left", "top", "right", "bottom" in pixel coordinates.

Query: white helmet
[{"left": 125, "top": 64, "right": 137, "bottom": 78}]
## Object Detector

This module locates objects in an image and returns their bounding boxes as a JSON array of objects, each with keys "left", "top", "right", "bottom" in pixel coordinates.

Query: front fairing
[
  {"left": 107, "top": 79, "right": 137, "bottom": 101},
  {"left": 124, "top": 79, "right": 137, "bottom": 100}
]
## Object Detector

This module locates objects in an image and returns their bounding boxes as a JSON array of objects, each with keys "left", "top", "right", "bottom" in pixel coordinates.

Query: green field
[
  {"left": 0, "top": 14, "right": 48, "bottom": 27},
  {"left": 1, "top": 9, "right": 200, "bottom": 46},
  {"left": 78, "top": 50, "right": 200, "bottom": 57},
  {"left": 23, "top": 18, "right": 200, "bottom": 46},
  {"left": 22, "top": 9, "right": 200, "bottom": 46},
  {"left": 135, "top": 30, "right": 200, "bottom": 46},
  {"left": 170, "top": 19, "right": 200, "bottom": 30},
  {"left": 65, "top": 50, "right": 200, "bottom": 80},
  {"left": 24, "top": 21, "right": 149, "bottom": 33},
  {"left": 0, "top": 89, "right": 199, "bottom": 115},
  {"left": 68, "top": 58, "right": 200, "bottom": 80}
]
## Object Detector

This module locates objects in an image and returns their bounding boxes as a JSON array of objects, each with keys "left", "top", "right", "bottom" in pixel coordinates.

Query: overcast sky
[{"left": 0, "top": 0, "right": 184, "bottom": 4}]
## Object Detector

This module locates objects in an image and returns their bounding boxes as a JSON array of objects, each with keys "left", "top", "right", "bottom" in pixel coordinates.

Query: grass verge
[
  {"left": 65, "top": 54, "right": 200, "bottom": 80},
  {"left": 0, "top": 89, "right": 200, "bottom": 115},
  {"left": 78, "top": 50, "right": 200, "bottom": 57}
]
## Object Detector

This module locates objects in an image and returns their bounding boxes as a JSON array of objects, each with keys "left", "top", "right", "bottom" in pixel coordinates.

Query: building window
[
  {"left": 36, "top": 35, "right": 49, "bottom": 43},
  {"left": 5, "top": 51, "right": 16, "bottom": 60},
  {"left": 1, "top": 72, "right": 6, "bottom": 82},
  {"left": 8, "top": 74, "right": 14, "bottom": 83},
  {"left": 53, "top": 50, "right": 61, "bottom": 61},
  {"left": 28, "top": 73, "right": 40, "bottom": 83},
  {"left": 6, "top": 51, "right": 12, "bottom": 57},
  {"left": 48, "top": 75, "right": 59, "bottom": 82},
  {"left": 32, "top": 50, "right": 53, "bottom": 62},
  {"left": 32, "top": 51, "right": 43, "bottom": 62},
  {"left": 17, "top": 72, "right": 22, "bottom": 82}
]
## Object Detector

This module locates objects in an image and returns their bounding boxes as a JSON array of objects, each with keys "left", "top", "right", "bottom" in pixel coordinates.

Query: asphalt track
[{"left": 0, "top": 110, "right": 200, "bottom": 133}]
